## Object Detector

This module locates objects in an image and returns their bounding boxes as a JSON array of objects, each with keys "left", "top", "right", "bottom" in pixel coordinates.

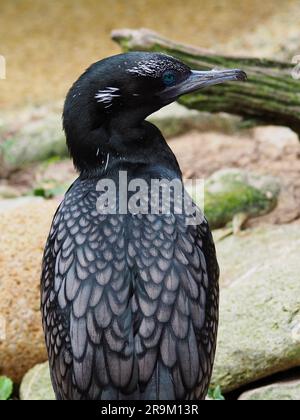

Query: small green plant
[
  {"left": 32, "top": 180, "right": 69, "bottom": 199},
  {"left": 208, "top": 385, "right": 225, "bottom": 401},
  {"left": 0, "top": 376, "right": 13, "bottom": 400}
]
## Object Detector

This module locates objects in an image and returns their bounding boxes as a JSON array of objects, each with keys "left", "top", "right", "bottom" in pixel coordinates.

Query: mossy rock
[
  {"left": 0, "top": 112, "right": 67, "bottom": 176},
  {"left": 190, "top": 169, "right": 280, "bottom": 229}
]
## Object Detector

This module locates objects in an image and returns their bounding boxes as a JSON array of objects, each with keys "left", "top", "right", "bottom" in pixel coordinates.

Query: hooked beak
[{"left": 161, "top": 68, "right": 247, "bottom": 101}]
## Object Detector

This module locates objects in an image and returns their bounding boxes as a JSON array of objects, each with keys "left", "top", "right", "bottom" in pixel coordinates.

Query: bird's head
[{"left": 63, "top": 52, "right": 246, "bottom": 173}]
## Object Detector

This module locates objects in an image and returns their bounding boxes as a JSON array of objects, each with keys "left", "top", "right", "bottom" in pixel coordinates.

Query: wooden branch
[{"left": 112, "top": 29, "right": 300, "bottom": 136}]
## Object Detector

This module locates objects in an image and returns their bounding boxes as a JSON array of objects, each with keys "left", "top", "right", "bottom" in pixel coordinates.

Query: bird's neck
[{"left": 65, "top": 115, "right": 181, "bottom": 180}]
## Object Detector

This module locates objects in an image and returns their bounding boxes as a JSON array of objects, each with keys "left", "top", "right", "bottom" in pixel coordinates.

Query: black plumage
[{"left": 41, "top": 52, "right": 246, "bottom": 400}]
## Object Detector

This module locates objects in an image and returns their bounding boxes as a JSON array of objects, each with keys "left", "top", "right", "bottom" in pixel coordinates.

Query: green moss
[
  {"left": 31, "top": 180, "right": 70, "bottom": 199},
  {"left": 190, "top": 170, "right": 279, "bottom": 230},
  {"left": 204, "top": 182, "right": 275, "bottom": 229}
]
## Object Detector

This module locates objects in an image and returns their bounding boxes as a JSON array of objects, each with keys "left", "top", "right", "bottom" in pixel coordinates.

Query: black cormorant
[{"left": 41, "top": 52, "right": 246, "bottom": 400}]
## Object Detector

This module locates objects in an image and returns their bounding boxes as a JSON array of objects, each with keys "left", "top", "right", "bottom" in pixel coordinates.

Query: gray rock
[
  {"left": 238, "top": 380, "right": 300, "bottom": 400},
  {"left": 252, "top": 126, "right": 299, "bottom": 152},
  {"left": 211, "top": 224, "right": 300, "bottom": 392},
  {"left": 0, "top": 110, "right": 67, "bottom": 176},
  {"left": 149, "top": 103, "right": 241, "bottom": 138},
  {"left": 20, "top": 363, "right": 55, "bottom": 401}
]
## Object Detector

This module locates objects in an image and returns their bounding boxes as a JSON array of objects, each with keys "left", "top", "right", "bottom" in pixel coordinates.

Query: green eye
[{"left": 163, "top": 71, "right": 176, "bottom": 86}]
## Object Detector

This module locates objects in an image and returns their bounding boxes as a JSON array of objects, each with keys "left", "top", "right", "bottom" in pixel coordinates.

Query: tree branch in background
[{"left": 112, "top": 29, "right": 300, "bottom": 137}]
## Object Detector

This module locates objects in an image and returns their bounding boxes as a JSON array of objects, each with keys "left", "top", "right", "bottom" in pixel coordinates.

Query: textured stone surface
[
  {"left": 238, "top": 380, "right": 300, "bottom": 401},
  {"left": 20, "top": 363, "right": 55, "bottom": 400},
  {"left": 0, "top": 199, "right": 58, "bottom": 382},
  {"left": 150, "top": 103, "right": 241, "bottom": 138},
  {"left": 252, "top": 126, "right": 299, "bottom": 152},
  {"left": 211, "top": 224, "right": 300, "bottom": 392}
]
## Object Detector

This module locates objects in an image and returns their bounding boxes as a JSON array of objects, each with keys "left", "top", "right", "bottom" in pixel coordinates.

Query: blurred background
[
  {"left": 1, "top": 0, "right": 300, "bottom": 108},
  {"left": 0, "top": 0, "right": 300, "bottom": 401}
]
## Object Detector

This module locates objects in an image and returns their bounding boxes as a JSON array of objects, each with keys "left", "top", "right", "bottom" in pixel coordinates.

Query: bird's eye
[{"left": 162, "top": 71, "right": 177, "bottom": 87}]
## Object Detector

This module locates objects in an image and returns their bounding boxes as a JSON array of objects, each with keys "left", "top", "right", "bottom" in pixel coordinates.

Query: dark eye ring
[{"left": 163, "top": 71, "right": 177, "bottom": 87}]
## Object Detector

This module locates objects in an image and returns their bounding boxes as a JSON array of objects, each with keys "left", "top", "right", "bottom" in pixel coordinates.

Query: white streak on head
[{"left": 95, "top": 87, "right": 120, "bottom": 108}]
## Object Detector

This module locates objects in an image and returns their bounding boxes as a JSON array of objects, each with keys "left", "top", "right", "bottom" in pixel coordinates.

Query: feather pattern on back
[{"left": 41, "top": 178, "right": 219, "bottom": 400}]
